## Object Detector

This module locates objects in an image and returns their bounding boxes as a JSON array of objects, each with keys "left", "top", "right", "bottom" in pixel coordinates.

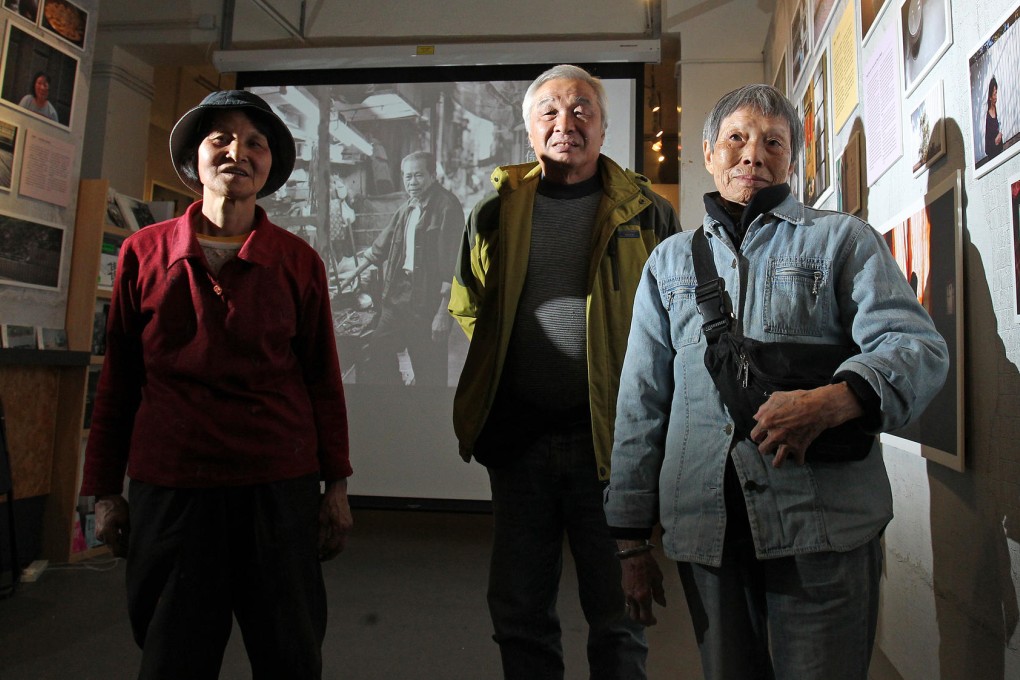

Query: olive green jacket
[{"left": 450, "top": 155, "right": 678, "bottom": 479}]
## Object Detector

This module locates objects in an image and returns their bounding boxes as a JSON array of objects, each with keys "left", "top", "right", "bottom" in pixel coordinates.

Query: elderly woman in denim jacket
[{"left": 604, "top": 84, "right": 947, "bottom": 680}]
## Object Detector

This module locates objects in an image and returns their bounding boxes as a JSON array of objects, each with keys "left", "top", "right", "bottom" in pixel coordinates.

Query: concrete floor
[{"left": 0, "top": 508, "right": 703, "bottom": 680}]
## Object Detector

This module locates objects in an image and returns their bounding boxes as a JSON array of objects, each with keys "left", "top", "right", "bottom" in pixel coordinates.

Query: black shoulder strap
[
  {"left": 691, "top": 226, "right": 718, "bottom": 285},
  {"left": 693, "top": 227, "right": 735, "bottom": 341}
]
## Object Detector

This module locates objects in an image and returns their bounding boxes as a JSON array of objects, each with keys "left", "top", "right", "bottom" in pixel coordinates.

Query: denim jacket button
[{"left": 724, "top": 424, "right": 733, "bottom": 435}]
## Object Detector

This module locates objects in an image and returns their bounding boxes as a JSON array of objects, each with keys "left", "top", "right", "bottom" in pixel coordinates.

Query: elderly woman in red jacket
[{"left": 81, "top": 90, "right": 353, "bottom": 679}]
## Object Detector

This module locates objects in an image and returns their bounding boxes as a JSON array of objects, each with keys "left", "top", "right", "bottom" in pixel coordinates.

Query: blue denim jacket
[{"left": 604, "top": 194, "right": 948, "bottom": 566}]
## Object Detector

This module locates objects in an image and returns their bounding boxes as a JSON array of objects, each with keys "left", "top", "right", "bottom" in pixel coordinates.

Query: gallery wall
[
  {"left": 0, "top": 0, "right": 97, "bottom": 331},
  {"left": 763, "top": 0, "right": 1020, "bottom": 678}
]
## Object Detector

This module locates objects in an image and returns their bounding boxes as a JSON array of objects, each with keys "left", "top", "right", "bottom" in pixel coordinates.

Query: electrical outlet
[{"left": 20, "top": 560, "right": 48, "bottom": 583}]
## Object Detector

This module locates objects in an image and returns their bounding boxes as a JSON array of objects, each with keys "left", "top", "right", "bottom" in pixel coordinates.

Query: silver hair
[
  {"left": 703, "top": 84, "right": 803, "bottom": 164},
  {"left": 521, "top": 64, "right": 609, "bottom": 133}
]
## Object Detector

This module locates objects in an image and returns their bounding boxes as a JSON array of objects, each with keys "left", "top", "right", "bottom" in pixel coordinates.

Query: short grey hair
[
  {"left": 522, "top": 64, "right": 609, "bottom": 133},
  {"left": 703, "top": 84, "right": 803, "bottom": 163}
]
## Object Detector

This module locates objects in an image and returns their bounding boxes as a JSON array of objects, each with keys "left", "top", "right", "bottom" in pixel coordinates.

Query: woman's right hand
[{"left": 94, "top": 494, "right": 130, "bottom": 557}]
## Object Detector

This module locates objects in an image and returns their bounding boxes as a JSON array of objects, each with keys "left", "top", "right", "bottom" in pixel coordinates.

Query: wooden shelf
[{"left": 0, "top": 349, "right": 90, "bottom": 367}]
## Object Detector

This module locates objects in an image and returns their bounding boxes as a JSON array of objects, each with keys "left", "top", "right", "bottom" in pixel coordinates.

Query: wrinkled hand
[
  {"left": 619, "top": 543, "right": 667, "bottom": 626},
  {"left": 94, "top": 495, "right": 130, "bottom": 557},
  {"left": 750, "top": 383, "right": 863, "bottom": 467},
  {"left": 318, "top": 479, "right": 353, "bottom": 561}
]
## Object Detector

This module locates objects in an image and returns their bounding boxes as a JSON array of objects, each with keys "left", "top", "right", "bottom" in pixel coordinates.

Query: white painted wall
[{"left": 763, "top": 0, "right": 1020, "bottom": 678}]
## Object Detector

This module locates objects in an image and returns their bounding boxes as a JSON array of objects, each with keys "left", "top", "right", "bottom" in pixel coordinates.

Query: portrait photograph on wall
[
  {"left": 968, "top": 2, "right": 1020, "bottom": 177},
  {"left": 0, "top": 117, "right": 15, "bottom": 191},
  {"left": 910, "top": 79, "right": 946, "bottom": 175},
  {"left": 39, "top": 0, "right": 88, "bottom": 51},
  {"left": 0, "top": 209, "right": 65, "bottom": 291},
  {"left": 1010, "top": 173, "right": 1020, "bottom": 322},
  {"left": 801, "top": 51, "right": 831, "bottom": 207},
  {"left": 899, "top": 0, "right": 952, "bottom": 95},
  {"left": 862, "top": 0, "right": 892, "bottom": 44},
  {"left": 878, "top": 170, "right": 964, "bottom": 471},
  {"left": 2, "top": 0, "right": 37, "bottom": 23},
  {"left": 0, "top": 23, "right": 78, "bottom": 129}
]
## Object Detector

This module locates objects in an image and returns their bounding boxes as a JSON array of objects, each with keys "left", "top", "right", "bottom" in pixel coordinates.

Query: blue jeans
[
  {"left": 676, "top": 461, "right": 882, "bottom": 680},
  {"left": 486, "top": 423, "right": 647, "bottom": 680}
]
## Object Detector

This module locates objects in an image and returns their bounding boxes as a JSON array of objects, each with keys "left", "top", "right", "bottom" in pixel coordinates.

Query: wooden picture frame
[
  {"left": 39, "top": 0, "right": 88, "bottom": 51},
  {"left": 0, "top": 23, "right": 78, "bottom": 130},
  {"left": 877, "top": 170, "right": 964, "bottom": 471},
  {"left": 0, "top": 209, "right": 65, "bottom": 291}
]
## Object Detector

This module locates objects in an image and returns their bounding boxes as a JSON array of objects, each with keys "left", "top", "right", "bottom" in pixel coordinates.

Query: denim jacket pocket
[
  {"left": 763, "top": 256, "right": 832, "bottom": 337},
  {"left": 658, "top": 275, "right": 701, "bottom": 346}
]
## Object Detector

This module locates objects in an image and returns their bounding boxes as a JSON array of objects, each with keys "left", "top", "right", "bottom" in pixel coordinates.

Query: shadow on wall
[{"left": 928, "top": 117, "right": 1019, "bottom": 680}]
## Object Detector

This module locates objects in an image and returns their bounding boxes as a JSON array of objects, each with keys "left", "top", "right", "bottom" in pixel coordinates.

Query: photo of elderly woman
[{"left": 0, "top": 25, "right": 78, "bottom": 128}]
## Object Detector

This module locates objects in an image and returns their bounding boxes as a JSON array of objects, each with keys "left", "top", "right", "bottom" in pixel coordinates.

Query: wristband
[{"left": 615, "top": 542, "right": 655, "bottom": 559}]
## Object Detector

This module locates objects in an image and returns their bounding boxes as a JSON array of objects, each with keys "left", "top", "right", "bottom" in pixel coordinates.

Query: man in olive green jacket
[{"left": 449, "top": 64, "right": 678, "bottom": 680}]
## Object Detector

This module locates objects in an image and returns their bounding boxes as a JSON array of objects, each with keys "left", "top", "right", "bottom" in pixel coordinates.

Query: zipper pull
[
  {"left": 666, "top": 290, "right": 675, "bottom": 311},
  {"left": 812, "top": 271, "right": 822, "bottom": 295},
  {"left": 739, "top": 351, "right": 749, "bottom": 388}
]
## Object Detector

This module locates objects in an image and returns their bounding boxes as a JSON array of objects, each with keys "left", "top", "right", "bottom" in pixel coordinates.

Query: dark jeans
[
  {"left": 126, "top": 475, "right": 326, "bottom": 680},
  {"left": 486, "top": 423, "right": 647, "bottom": 680}
]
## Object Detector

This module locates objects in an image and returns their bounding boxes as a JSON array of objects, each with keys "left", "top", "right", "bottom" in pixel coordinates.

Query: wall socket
[{"left": 20, "top": 560, "right": 48, "bottom": 583}]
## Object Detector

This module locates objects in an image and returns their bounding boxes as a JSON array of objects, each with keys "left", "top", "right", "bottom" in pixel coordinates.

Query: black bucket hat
[{"left": 169, "top": 89, "right": 296, "bottom": 199}]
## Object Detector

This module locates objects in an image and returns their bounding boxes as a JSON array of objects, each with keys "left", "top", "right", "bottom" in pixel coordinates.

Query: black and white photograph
[
  {"left": 968, "top": 1, "right": 1020, "bottom": 176},
  {"left": 114, "top": 192, "right": 157, "bottom": 231},
  {"left": 36, "top": 326, "right": 67, "bottom": 349},
  {"left": 0, "top": 209, "right": 64, "bottom": 290},
  {"left": 899, "top": 0, "right": 952, "bottom": 95},
  {"left": 1, "top": 323, "right": 37, "bottom": 348},
  {"left": 244, "top": 73, "right": 636, "bottom": 388},
  {"left": 39, "top": 0, "right": 88, "bottom": 50},
  {"left": 0, "top": 23, "right": 78, "bottom": 129},
  {"left": 910, "top": 79, "right": 946, "bottom": 175},
  {"left": 0, "top": 117, "right": 15, "bottom": 191}
]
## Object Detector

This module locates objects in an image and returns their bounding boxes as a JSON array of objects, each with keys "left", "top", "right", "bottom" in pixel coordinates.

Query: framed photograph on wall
[
  {"left": 812, "top": 0, "right": 838, "bottom": 49},
  {"left": 862, "top": 0, "right": 893, "bottom": 45},
  {"left": 39, "top": 0, "right": 88, "bottom": 51},
  {"left": 0, "top": 117, "right": 16, "bottom": 191},
  {"left": 878, "top": 170, "right": 964, "bottom": 471},
  {"left": 772, "top": 52, "right": 788, "bottom": 98},
  {"left": 899, "top": 0, "right": 952, "bottom": 96},
  {"left": 0, "top": 209, "right": 65, "bottom": 291},
  {"left": 0, "top": 23, "right": 78, "bottom": 129},
  {"left": 837, "top": 130, "right": 862, "bottom": 215},
  {"left": 791, "top": 0, "right": 811, "bottom": 91},
  {"left": 968, "top": 3, "right": 1020, "bottom": 177},
  {"left": 802, "top": 51, "right": 831, "bottom": 207},
  {"left": 910, "top": 79, "right": 946, "bottom": 176},
  {"left": 115, "top": 193, "right": 158, "bottom": 231},
  {"left": 1009, "top": 173, "right": 1020, "bottom": 323},
  {"left": 2, "top": 0, "right": 38, "bottom": 23}
]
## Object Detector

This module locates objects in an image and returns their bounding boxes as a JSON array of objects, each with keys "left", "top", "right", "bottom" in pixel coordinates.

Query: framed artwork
[
  {"left": 899, "top": 0, "right": 952, "bottom": 96},
  {"left": 0, "top": 117, "right": 15, "bottom": 191},
  {"left": 968, "top": 2, "right": 1020, "bottom": 177},
  {"left": 1, "top": 323, "right": 37, "bottom": 349},
  {"left": 1009, "top": 174, "right": 1020, "bottom": 323},
  {"left": 862, "top": 0, "right": 893, "bottom": 44},
  {"left": 802, "top": 51, "right": 831, "bottom": 207},
  {"left": 39, "top": 0, "right": 88, "bottom": 51},
  {"left": 790, "top": 0, "right": 811, "bottom": 91},
  {"left": 2, "top": 0, "right": 38, "bottom": 23},
  {"left": 36, "top": 326, "right": 67, "bottom": 350},
  {"left": 910, "top": 79, "right": 946, "bottom": 176},
  {"left": 837, "top": 130, "right": 862, "bottom": 215},
  {"left": 878, "top": 170, "right": 964, "bottom": 471},
  {"left": 0, "top": 23, "right": 78, "bottom": 129},
  {"left": 812, "top": 0, "right": 838, "bottom": 49},
  {"left": 0, "top": 209, "right": 65, "bottom": 290},
  {"left": 772, "top": 52, "right": 788, "bottom": 98}
]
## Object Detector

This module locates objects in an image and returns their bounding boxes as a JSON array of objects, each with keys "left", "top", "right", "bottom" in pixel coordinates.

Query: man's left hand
[
  {"left": 318, "top": 478, "right": 353, "bottom": 561},
  {"left": 750, "top": 383, "right": 863, "bottom": 467}
]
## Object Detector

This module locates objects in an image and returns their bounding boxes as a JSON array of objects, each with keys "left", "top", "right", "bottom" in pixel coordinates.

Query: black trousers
[{"left": 126, "top": 474, "right": 326, "bottom": 680}]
